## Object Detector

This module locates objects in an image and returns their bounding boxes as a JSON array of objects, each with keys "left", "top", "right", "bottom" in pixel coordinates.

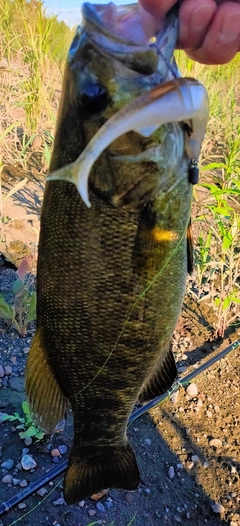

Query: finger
[
  {"left": 185, "top": 2, "right": 240, "bottom": 64},
  {"left": 138, "top": 0, "right": 176, "bottom": 18},
  {"left": 178, "top": 0, "right": 217, "bottom": 50}
]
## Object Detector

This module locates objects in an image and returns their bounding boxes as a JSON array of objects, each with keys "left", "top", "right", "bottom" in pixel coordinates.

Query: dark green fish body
[{"left": 26, "top": 3, "right": 207, "bottom": 504}]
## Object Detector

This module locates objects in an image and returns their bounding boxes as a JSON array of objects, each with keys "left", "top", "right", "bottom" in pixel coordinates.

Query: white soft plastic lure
[{"left": 47, "top": 77, "right": 209, "bottom": 207}]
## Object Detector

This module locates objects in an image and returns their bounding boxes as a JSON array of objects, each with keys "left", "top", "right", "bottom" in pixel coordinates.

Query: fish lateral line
[{"left": 46, "top": 77, "right": 209, "bottom": 208}]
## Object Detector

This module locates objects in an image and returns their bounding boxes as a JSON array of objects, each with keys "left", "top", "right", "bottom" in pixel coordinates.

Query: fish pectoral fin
[
  {"left": 138, "top": 346, "right": 177, "bottom": 403},
  {"left": 64, "top": 442, "right": 140, "bottom": 504},
  {"left": 187, "top": 218, "right": 194, "bottom": 275},
  {"left": 25, "top": 329, "right": 67, "bottom": 433}
]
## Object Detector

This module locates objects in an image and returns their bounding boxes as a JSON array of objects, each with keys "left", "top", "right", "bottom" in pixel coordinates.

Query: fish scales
[{"left": 25, "top": 2, "right": 208, "bottom": 504}]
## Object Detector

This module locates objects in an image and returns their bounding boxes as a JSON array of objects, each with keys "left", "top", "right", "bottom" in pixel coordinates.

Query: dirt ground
[{"left": 0, "top": 255, "right": 239, "bottom": 526}]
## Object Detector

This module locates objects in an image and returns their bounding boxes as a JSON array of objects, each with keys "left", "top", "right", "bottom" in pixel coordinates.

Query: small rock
[
  {"left": 211, "top": 503, "right": 225, "bottom": 514},
  {"left": 174, "top": 515, "right": 181, "bottom": 522},
  {"left": 0, "top": 365, "right": 4, "bottom": 378},
  {"left": 211, "top": 344, "right": 218, "bottom": 350},
  {"left": 51, "top": 448, "right": 60, "bottom": 457},
  {"left": 23, "top": 347, "right": 30, "bottom": 354},
  {"left": 1, "top": 459, "right": 14, "bottom": 470},
  {"left": 168, "top": 466, "right": 175, "bottom": 479},
  {"left": 88, "top": 509, "right": 96, "bottom": 517},
  {"left": 20, "top": 479, "right": 28, "bottom": 487},
  {"left": 206, "top": 410, "right": 212, "bottom": 418},
  {"left": 144, "top": 488, "right": 151, "bottom": 494},
  {"left": 230, "top": 466, "right": 237, "bottom": 474},
  {"left": 192, "top": 455, "right": 200, "bottom": 464},
  {"left": 124, "top": 492, "right": 134, "bottom": 503},
  {"left": 24, "top": 437, "right": 32, "bottom": 446},
  {"left": 78, "top": 500, "right": 85, "bottom": 507},
  {"left": 203, "top": 462, "right": 209, "bottom": 468},
  {"left": 53, "top": 497, "right": 65, "bottom": 506},
  {"left": 105, "top": 501, "right": 113, "bottom": 509},
  {"left": 52, "top": 457, "right": 59, "bottom": 464},
  {"left": 170, "top": 391, "right": 179, "bottom": 404},
  {"left": 2, "top": 474, "right": 13, "bottom": 484},
  {"left": 37, "top": 488, "right": 48, "bottom": 496},
  {"left": 4, "top": 366, "right": 12, "bottom": 375},
  {"left": 187, "top": 462, "right": 194, "bottom": 470},
  {"left": 186, "top": 383, "right": 198, "bottom": 397},
  {"left": 21, "top": 454, "right": 37, "bottom": 470},
  {"left": 58, "top": 445, "right": 67, "bottom": 455},
  {"left": 0, "top": 412, "right": 9, "bottom": 423},
  {"left": 196, "top": 399, "right": 203, "bottom": 407},
  {"left": 12, "top": 478, "right": 21, "bottom": 486},
  {"left": 178, "top": 366, "right": 187, "bottom": 373},
  {"left": 209, "top": 439, "right": 222, "bottom": 448},
  {"left": 176, "top": 463, "right": 183, "bottom": 470},
  {"left": 145, "top": 439, "right": 151, "bottom": 446},
  {"left": 96, "top": 502, "right": 105, "bottom": 512},
  {"left": 22, "top": 448, "right": 30, "bottom": 455},
  {"left": 18, "top": 503, "right": 26, "bottom": 510},
  {"left": 90, "top": 489, "right": 108, "bottom": 500}
]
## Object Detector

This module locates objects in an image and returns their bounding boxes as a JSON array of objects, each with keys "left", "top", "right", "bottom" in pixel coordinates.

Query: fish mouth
[
  {"left": 82, "top": 2, "right": 151, "bottom": 47},
  {"left": 76, "top": 2, "right": 178, "bottom": 76}
]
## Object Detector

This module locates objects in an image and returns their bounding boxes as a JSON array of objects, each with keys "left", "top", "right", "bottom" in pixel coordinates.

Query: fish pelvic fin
[
  {"left": 25, "top": 329, "right": 67, "bottom": 433},
  {"left": 64, "top": 442, "right": 140, "bottom": 504},
  {"left": 138, "top": 346, "right": 177, "bottom": 403},
  {"left": 187, "top": 218, "right": 194, "bottom": 275}
]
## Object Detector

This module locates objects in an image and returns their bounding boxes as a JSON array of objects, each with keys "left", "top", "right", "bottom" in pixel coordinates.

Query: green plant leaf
[
  {"left": 222, "top": 297, "right": 231, "bottom": 311},
  {"left": 22, "top": 401, "right": 31, "bottom": 417},
  {"left": 26, "top": 292, "right": 36, "bottom": 322},
  {"left": 0, "top": 295, "right": 14, "bottom": 320},
  {"left": 12, "top": 278, "right": 25, "bottom": 295},
  {"left": 222, "top": 233, "right": 233, "bottom": 251},
  {"left": 35, "top": 430, "right": 45, "bottom": 440}
]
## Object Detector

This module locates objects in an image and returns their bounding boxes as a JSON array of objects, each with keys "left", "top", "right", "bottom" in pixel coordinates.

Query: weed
[
  {"left": 1, "top": 400, "right": 45, "bottom": 441},
  {"left": 0, "top": 257, "right": 36, "bottom": 337},
  {"left": 192, "top": 182, "right": 240, "bottom": 337}
]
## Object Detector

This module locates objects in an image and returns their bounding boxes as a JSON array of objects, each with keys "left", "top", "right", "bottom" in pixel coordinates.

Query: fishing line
[
  {"left": 0, "top": 339, "right": 238, "bottom": 519},
  {"left": 74, "top": 224, "right": 188, "bottom": 397},
  {"left": 5, "top": 478, "right": 64, "bottom": 526}
]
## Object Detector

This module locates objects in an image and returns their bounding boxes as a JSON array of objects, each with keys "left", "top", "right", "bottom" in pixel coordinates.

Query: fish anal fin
[
  {"left": 64, "top": 442, "right": 140, "bottom": 504},
  {"left": 25, "top": 329, "right": 67, "bottom": 433},
  {"left": 187, "top": 218, "right": 194, "bottom": 275},
  {"left": 138, "top": 346, "right": 177, "bottom": 403}
]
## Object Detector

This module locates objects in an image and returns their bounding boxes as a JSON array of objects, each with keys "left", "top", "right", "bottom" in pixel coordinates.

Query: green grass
[{"left": 0, "top": 1, "right": 239, "bottom": 337}]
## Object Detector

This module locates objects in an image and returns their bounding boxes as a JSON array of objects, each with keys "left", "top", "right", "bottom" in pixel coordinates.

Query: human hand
[{"left": 139, "top": 0, "right": 240, "bottom": 64}]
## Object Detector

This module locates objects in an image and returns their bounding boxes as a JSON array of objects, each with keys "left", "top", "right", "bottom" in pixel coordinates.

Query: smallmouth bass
[{"left": 25, "top": 2, "right": 208, "bottom": 504}]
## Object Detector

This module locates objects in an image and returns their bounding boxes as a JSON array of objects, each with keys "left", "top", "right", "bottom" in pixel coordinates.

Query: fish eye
[{"left": 80, "top": 84, "right": 109, "bottom": 114}]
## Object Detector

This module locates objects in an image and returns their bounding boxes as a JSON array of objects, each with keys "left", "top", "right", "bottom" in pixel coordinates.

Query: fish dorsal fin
[
  {"left": 25, "top": 329, "right": 67, "bottom": 433},
  {"left": 138, "top": 346, "right": 177, "bottom": 403}
]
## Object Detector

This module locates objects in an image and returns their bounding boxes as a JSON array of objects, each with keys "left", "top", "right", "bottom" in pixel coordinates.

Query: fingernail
[
  {"left": 219, "top": 14, "right": 240, "bottom": 43},
  {"left": 191, "top": 4, "right": 214, "bottom": 32}
]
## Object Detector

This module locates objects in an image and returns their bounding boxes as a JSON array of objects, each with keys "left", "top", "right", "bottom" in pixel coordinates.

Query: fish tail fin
[
  {"left": 64, "top": 442, "right": 140, "bottom": 504},
  {"left": 25, "top": 328, "right": 67, "bottom": 433}
]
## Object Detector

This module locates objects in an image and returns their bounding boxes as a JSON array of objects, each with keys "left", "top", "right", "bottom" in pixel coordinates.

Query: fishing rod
[{"left": 0, "top": 339, "right": 239, "bottom": 517}]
